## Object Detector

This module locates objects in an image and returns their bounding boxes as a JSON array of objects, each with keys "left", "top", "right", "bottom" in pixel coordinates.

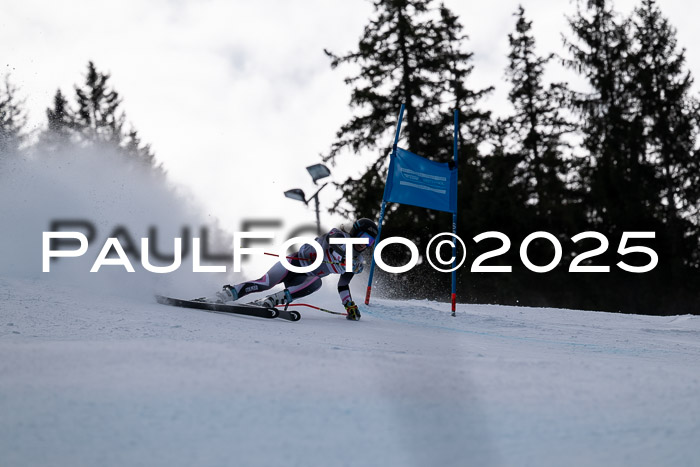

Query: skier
[{"left": 216, "top": 218, "right": 379, "bottom": 321}]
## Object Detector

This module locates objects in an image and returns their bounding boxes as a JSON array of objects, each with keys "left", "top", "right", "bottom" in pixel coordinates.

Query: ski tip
[{"left": 155, "top": 294, "right": 172, "bottom": 305}]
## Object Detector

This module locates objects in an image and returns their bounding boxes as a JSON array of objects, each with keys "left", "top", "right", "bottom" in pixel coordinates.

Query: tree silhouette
[
  {"left": 0, "top": 75, "right": 27, "bottom": 157},
  {"left": 564, "top": 0, "right": 655, "bottom": 234},
  {"left": 40, "top": 89, "right": 74, "bottom": 152},
  {"left": 36, "top": 61, "right": 161, "bottom": 171},
  {"left": 72, "top": 61, "right": 125, "bottom": 146},
  {"left": 324, "top": 0, "right": 490, "bottom": 263},
  {"left": 630, "top": 0, "right": 700, "bottom": 270},
  {"left": 506, "top": 6, "right": 574, "bottom": 224}
]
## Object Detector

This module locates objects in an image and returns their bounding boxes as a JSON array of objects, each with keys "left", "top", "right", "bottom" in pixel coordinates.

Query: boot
[
  {"left": 254, "top": 289, "right": 292, "bottom": 309},
  {"left": 216, "top": 285, "right": 239, "bottom": 303}
]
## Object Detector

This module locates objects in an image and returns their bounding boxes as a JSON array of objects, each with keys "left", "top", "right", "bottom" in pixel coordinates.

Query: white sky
[{"left": 3, "top": 0, "right": 699, "bottom": 237}]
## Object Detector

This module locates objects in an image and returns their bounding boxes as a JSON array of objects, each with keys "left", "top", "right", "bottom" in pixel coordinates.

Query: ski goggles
[{"left": 359, "top": 232, "right": 376, "bottom": 248}]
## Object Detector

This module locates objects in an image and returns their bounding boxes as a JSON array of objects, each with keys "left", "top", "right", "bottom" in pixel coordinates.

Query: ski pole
[
  {"left": 276, "top": 303, "right": 346, "bottom": 316},
  {"left": 264, "top": 252, "right": 346, "bottom": 267}
]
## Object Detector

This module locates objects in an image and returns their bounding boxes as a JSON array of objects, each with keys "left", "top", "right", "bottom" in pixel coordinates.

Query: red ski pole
[
  {"left": 264, "top": 252, "right": 346, "bottom": 267},
  {"left": 276, "top": 302, "right": 346, "bottom": 316}
]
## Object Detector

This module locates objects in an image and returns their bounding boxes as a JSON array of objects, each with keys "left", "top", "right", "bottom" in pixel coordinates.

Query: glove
[
  {"left": 352, "top": 256, "right": 364, "bottom": 274},
  {"left": 344, "top": 301, "right": 361, "bottom": 321}
]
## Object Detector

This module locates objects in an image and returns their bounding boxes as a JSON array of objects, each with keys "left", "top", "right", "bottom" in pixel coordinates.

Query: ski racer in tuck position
[{"left": 216, "top": 218, "right": 379, "bottom": 321}]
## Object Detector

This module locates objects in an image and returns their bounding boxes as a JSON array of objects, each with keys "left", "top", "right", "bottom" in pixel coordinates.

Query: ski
[
  {"left": 155, "top": 295, "right": 300, "bottom": 321},
  {"left": 272, "top": 306, "right": 302, "bottom": 322}
]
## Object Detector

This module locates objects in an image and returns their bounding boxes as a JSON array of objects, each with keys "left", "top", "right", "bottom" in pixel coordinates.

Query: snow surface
[{"left": 1, "top": 275, "right": 699, "bottom": 467}]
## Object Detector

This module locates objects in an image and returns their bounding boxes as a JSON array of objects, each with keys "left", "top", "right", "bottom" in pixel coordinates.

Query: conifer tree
[
  {"left": 124, "top": 128, "right": 162, "bottom": 173},
  {"left": 40, "top": 89, "right": 74, "bottom": 152},
  {"left": 324, "top": 0, "right": 489, "bottom": 238},
  {"left": 324, "top": 0, "right": 492, "bottom": 287},
  {"left": 68, "top": 61, "right": 160, "bottom": 170},
  {"left": 506, "top": 6, "right": 573, "bottom": 224},
  {"left": 72, "top": 61, "right": 125, "bottom": 146},
  {"left": 0, "top": 75, "right": 27, "bottom": 157},
  {"left": 630, "top": 0, "right": 700, "bottom": 269},
  {"left": 434, "top": 3, "right": 493, "bottom": 238},
  {"left": 564, "top": 0, "right": 652, "bottom": 232},
  {"left": 564, "top": 0, "right": 698, "bottom": 312}
]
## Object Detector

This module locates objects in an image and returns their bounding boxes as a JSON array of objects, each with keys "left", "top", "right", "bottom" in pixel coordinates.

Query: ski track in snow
[{"left": 1, "top": 275, "right": 699, "bottom": 467}]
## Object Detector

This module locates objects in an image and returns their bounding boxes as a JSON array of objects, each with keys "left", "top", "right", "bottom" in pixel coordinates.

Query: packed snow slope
[{"left": 1, "top": 275, "right": 699, "bottom": 467}]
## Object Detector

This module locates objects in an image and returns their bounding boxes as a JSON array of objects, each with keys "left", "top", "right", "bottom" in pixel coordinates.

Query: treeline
[
  {"left": 0, "top": 61, "right": 158, "bottom": 170},
  {"left": 325, "top": 0, "right": 700, "bottom": 314}
]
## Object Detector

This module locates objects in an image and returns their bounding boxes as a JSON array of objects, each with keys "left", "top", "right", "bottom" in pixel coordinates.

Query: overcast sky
[{"left": 3, "top": 0, "right": 700, "bottom": 237}]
